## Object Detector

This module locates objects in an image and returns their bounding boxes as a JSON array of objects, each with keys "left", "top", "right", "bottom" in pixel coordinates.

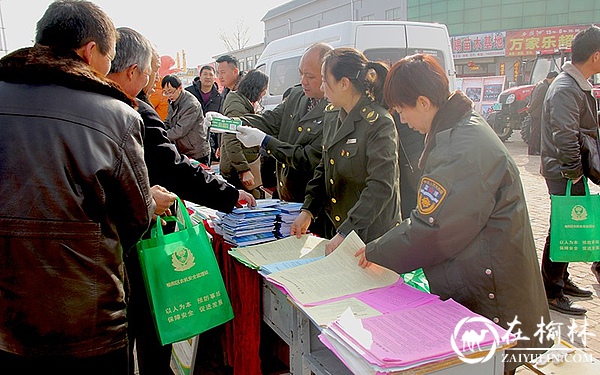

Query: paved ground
[{"left": 503, "top": 134, "right": 600, "bottom": 372}]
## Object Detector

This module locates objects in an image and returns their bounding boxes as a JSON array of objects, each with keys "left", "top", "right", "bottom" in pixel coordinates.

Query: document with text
[{"left": 266, "top": 231, "right": 400, "bottom": 305}]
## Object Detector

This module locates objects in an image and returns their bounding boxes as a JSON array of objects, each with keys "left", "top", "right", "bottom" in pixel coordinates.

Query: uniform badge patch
[{"left": 418, "top": 177, "right": 447, "bottom": 215}]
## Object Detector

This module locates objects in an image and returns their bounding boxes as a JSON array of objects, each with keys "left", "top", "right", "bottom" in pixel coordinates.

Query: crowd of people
[{"left": 1, "top": 1, "right": 600, "bottom": 375}]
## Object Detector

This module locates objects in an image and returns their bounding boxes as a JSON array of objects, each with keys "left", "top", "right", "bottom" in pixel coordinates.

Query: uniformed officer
[
  {"left": 232, "top": 43, "right": 334, "bottom": 237},
  {"left": 355, "top": 54, "right": 551, "bottom": 375},
  {"left": 289, "top": 47, "right": 401, "bottom": 254}
]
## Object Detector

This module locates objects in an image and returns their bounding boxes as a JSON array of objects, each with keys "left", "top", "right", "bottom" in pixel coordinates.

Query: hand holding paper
[
  {"left": 355, "top": 246, "right": 372, "bottom": 269},
  {"left": 205, "top": 111, "right": 227, "bottom": 123}
]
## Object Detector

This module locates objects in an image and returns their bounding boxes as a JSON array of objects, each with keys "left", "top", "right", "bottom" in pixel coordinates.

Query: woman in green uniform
[
  {"left": 356, "top": 54, "right": 551, "bottom": 374},
  {"left": 219, "top": 69, "right": 268, "bottom": 198},
  {"left": 291, "top": 47, "right": 401, "bottom": 254}
]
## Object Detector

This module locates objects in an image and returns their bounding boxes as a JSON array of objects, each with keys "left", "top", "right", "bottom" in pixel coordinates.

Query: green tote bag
[
  {"left": 550, "top": 177, "right": 600, "bottom": 262},
  {"left": 136, "top": 198, "right": 234, "bottom": 345}
]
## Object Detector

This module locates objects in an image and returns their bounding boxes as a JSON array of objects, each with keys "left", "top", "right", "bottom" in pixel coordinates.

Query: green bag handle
[
  {"left": 153, "top": 197, "right": 195, "bottom": 238},
  {"left": 150, "top": 216, "right": 184, "bottom": 238},
  {"left": 566, "top": 176, "right": 590, "bottom": 197}
]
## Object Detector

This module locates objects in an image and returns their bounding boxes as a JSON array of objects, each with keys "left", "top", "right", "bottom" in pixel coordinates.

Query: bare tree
[{"left": 219, "top": 19, "right": 250, "bottom": 51}]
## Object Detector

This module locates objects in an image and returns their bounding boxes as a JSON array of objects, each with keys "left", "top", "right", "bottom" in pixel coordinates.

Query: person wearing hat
[{"left": 527, "top": 70, "right": 558, "bottom": 155}]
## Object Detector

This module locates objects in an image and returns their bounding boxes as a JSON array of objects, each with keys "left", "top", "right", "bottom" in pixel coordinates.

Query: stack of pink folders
[
  {"left": 254, "top": 232, "right": 515, "bottom": 374},
  {"left": 319, "top": 297, "right": 514, "bottom": 374}
]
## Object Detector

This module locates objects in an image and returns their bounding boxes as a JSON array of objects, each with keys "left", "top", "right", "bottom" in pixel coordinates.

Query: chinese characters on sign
[
  {"left": 452, "top": 32, "right": 506, "bottom": 59},
  {"left": 505, "top": 25, "right": 588, "bottom": 56}
]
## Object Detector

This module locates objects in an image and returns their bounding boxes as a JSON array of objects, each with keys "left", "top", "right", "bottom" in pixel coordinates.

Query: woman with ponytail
[{"left": 291, "top": 47, "right": 401, "bottom": 254}]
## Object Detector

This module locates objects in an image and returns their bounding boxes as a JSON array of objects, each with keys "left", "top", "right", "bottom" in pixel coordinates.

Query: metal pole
[
  {"left": 350, "top": 0, "right": 354, "bottom": 21},
  {"left": 0, "top": 0, "right": 8, "bottom": 55}
]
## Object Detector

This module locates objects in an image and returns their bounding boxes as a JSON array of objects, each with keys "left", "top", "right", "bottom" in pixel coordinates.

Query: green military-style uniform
[
  {"left": 303, "top": 95, "right": 401, "bottom": 243},
  {"left": 219, "top": 91, "right": 260, "bottom": 193},
  {"left": 241, "top": 85, "right": 326, "bottom": 203},
  {"left": 366, "top": 92, "right": 551, "bottom": 371}
]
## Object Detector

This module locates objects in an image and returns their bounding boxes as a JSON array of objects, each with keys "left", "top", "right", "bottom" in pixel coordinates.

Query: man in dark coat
[
  {"left": 540, "top": 26, "right": 600, "bottom": 315},
  {"left": 0, "top": 2, "right": 157, "bottom": 373},
  {"left": 107, "top": 27, "right": 255, "bottom": 375},
  {"left": 527, "top": 71, "right": 558, "bottom": 155},
  {"left": 186, "top": 65, "right": 222, "bottom": 162}
]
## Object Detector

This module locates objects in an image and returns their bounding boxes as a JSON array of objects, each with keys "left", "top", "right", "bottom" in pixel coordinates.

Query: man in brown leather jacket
[{"left": 0, "top": 1, "right": 160, "bottom": 373}]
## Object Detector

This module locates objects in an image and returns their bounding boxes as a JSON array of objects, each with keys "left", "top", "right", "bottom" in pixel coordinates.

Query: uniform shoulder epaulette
[
  {"left": 359, "top": 104, "right": 380, "bottom": 124},
  {"left": 324, "top": 103, "right": 339, "bottom": 112}
]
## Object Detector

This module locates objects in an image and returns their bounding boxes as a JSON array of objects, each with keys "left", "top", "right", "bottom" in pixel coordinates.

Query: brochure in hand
[{"left": 210, "top": 117, "right": 241, "bottom": 133}]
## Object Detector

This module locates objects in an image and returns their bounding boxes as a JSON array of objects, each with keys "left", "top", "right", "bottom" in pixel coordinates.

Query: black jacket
[
  {"left": 185, "top": 78, "right": 223, "bottom": 114},
  {"left": 0, "top": 46, "right": 154, "bottom": 357},
  {"left": 541, "top": 63, "right": 600, "bottom": 181},
  {"left": 138, "top": 99, "right": 238, "bottom": 212},
  {"left": 367, "top": 92, "right": 551, "bottom": 371}
]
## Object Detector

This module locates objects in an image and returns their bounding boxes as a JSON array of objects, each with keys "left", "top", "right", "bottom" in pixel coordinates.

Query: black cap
[{"left": 546, "top": 71, "right": 559, "bottom": 79}]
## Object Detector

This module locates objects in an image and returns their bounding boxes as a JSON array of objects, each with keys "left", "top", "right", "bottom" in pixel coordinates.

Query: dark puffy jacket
[
  {"left": 138, "top": 99, "right": 238, "bottom": 211},
  {"left": 367, "top": 92, "right": 551, "bottom": 372},
  {"left": 185, "top": 78, "right": 222, "bottom": 114},
  {"left": 0, "top": 46, "right": 153, "bottom": 357}
]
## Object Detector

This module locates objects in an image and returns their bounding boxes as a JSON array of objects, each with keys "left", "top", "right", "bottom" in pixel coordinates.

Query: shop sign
[
  {"left": 451, "top": 32, "right": 506, "bottom": 59},
  {"left": 505, "top": 25, "right": 591, "bottom": 56}
]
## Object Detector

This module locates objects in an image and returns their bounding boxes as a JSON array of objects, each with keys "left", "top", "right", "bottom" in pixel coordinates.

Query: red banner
[{"left": 505, "top": 25, "right": 591, "bottom": 57}]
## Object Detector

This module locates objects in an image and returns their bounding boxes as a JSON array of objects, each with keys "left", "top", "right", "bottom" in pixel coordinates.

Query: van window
[
  {"left": 407, "top": 48, "right": 446, "bottom": 71},
  {"left": 269, "top": 56, "right": 301, "bottom": 96},
  {"left": 364, "top": 48, "right": 408, "bottom": 67}
]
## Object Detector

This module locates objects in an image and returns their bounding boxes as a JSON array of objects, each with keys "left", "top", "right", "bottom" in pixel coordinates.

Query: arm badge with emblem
[{"left": 418, "top": 177, "right": 447, "bottom": 215}]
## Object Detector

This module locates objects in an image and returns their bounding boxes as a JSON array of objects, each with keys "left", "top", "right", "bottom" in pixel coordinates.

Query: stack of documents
[
  {"left": 184, "top": 201, "right": 220, "bottom": 226},
  {"left": 216, "top": 204, "right": 278, "bottom": 246},
  {"left": 228, "top": 234, "right": 327, "bottom": 273},
  {"left": 319, "top": 299, "right": 513, "bottom": 374},
  {"left": 265, "top": 232, "right": 400, "bottom": 306},
  {"left": 227, "top": 231, "right": 515, "bottom": 374},
  {"left": 273, "top": 201, "right": 302, "bottom": 238}
]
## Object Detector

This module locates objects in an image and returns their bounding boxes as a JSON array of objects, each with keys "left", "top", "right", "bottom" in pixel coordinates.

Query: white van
[{"left": 255, "top": 20, "right": 456, "bottom": 109}]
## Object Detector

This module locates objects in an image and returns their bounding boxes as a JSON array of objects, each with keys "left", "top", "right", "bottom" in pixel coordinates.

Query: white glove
[
  {"left": 236, "top": 125, "right": 267, "bottom": 147},
  {"left": 203, "top": 111, "right": 228, "bottom": 129}
]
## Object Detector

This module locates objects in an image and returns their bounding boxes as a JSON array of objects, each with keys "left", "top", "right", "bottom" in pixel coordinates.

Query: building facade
[{"left": 218, "top": 0, "right": 598, "bottom": 86}]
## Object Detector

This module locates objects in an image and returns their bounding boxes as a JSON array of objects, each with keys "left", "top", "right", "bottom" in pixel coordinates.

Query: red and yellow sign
[{"left": 505, "top": 25, "right": 591, "bottom": 56}]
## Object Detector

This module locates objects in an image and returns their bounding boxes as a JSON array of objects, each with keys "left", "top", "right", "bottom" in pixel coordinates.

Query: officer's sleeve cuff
[{"left": 261, "top": 135, "right": 271, "bottom": 149}]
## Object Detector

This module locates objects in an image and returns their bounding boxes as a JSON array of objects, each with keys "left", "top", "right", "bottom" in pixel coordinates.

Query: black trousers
[
  {"left": 542, "top": 177, "right": 586, "bottom": 299},
  {"left": 0, "top": 347, "right": 128, "bottom": 375},
  {"left": 528, "top": 115, "right": 541, "bottom": 155},
  {"left": 126, "top": 250, "right": 175, "bottom": 375}
]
